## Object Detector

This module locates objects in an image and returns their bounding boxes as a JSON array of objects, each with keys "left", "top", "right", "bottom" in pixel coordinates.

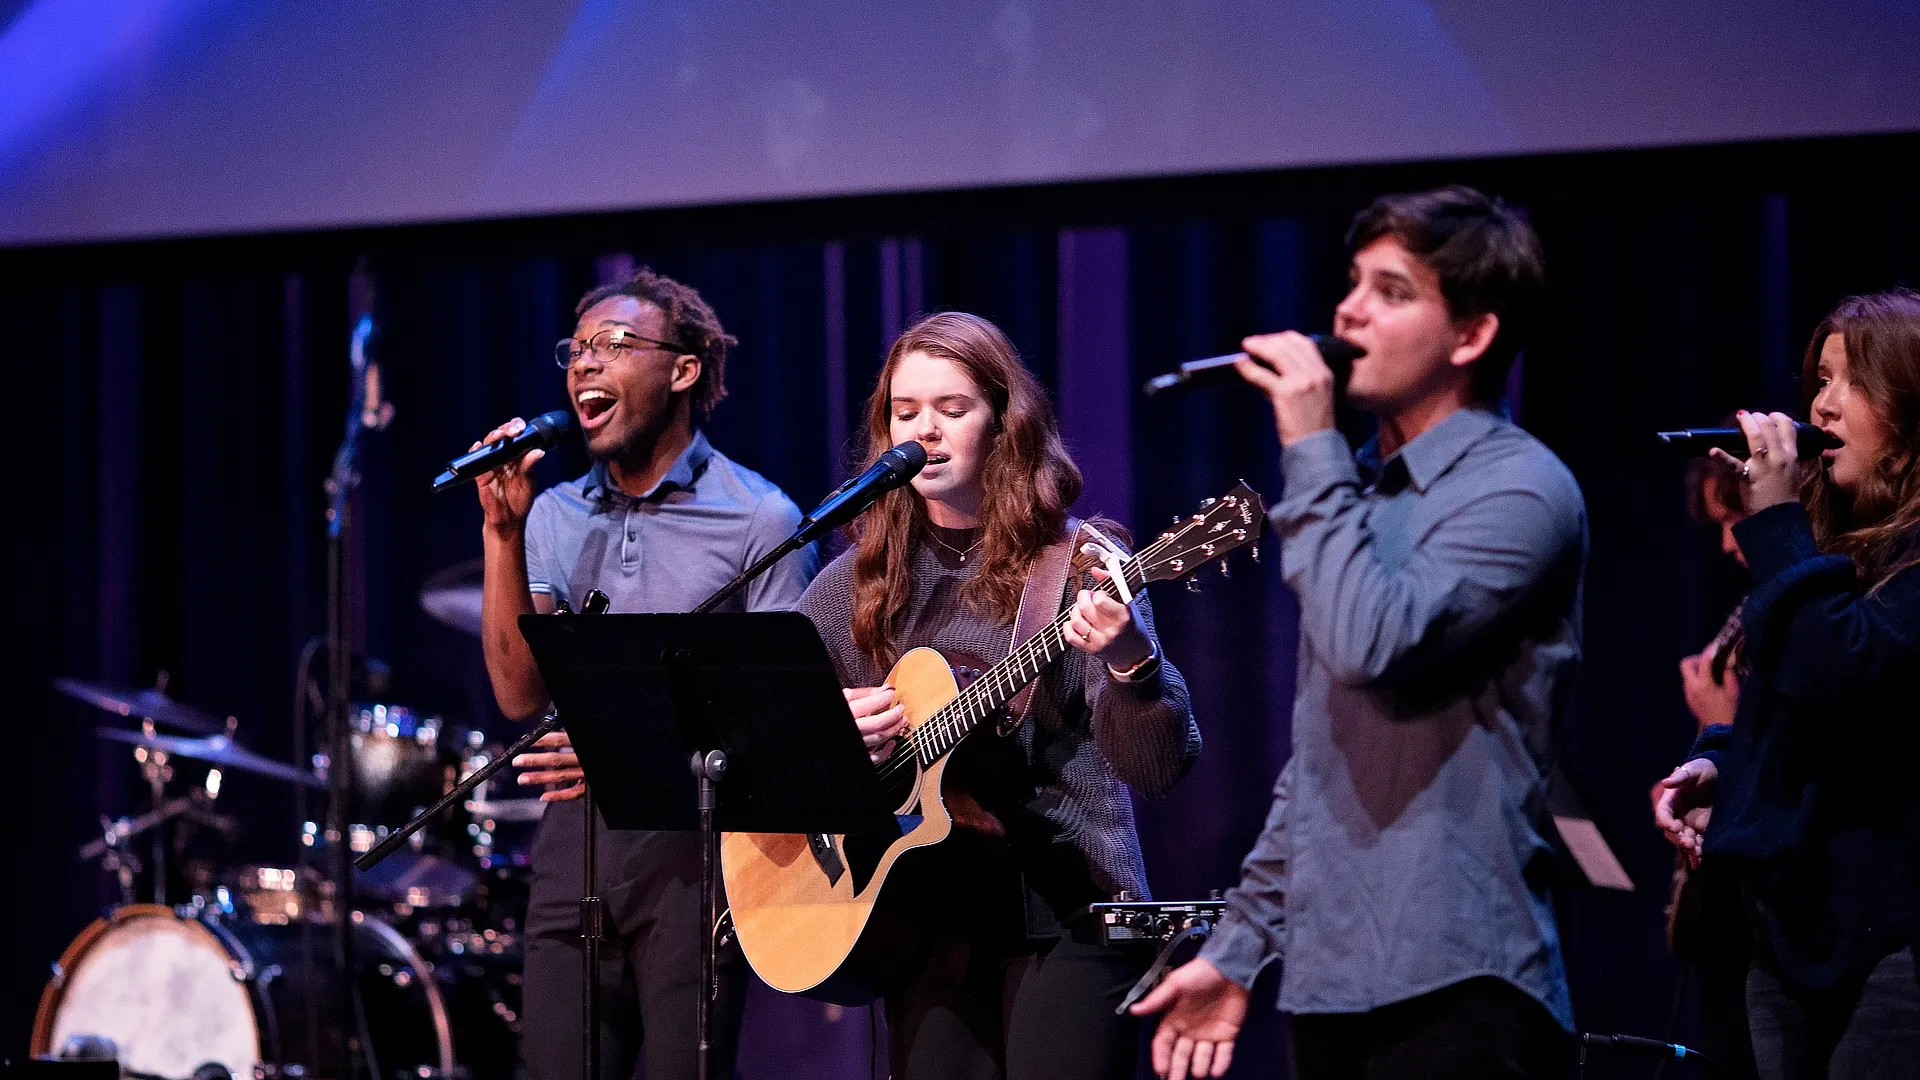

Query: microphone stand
[{"left": 325, "top": 314, "right": 379, "bottom": 1080}]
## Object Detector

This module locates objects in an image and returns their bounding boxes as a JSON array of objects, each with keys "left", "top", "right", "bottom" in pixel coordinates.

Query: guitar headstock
[{"left": 1138, "top": 481, "right": 1266, "bottom": 584}]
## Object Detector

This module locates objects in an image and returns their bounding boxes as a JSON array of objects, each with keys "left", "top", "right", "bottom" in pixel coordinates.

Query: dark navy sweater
[{"left": 1690, "top": 502, "right": 1920, "bottom": 988}]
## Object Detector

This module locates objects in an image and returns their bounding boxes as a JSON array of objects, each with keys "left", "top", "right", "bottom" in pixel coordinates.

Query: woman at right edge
[
  {"left": 798, "top": 311, "right": 1201, "bottom": 1079},
  {"left": 1656, "top": 289, "right": 1920, "bottom": 1078}
]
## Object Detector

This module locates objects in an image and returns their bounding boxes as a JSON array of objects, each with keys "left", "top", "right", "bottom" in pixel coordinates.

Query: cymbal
[
  {"left": 95, "top": 726, "right": 325, "bottom": 789},
  {"left": 419, "top": 558, "right": 483, "bottom": 637},
  {"left": 54, "top": 677, "right": 226, "bottom": 735}
]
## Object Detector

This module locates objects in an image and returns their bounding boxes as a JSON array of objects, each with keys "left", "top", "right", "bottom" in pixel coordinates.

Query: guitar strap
[{"left": 1000, "top": 516, "right": 1083, "bottom": 736}]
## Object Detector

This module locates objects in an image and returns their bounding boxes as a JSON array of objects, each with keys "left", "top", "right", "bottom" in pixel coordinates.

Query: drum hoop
[
  {"left": 359, "top": 916, "right": 456, "bottom": 1074},
  {"left": 31, "top": 905, "right": 263, "bottom": 1060}
]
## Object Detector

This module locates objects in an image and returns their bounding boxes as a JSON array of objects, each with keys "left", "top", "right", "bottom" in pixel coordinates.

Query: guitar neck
[{"left": 908, "top": 559, "right": 1146, "bottom": 764}]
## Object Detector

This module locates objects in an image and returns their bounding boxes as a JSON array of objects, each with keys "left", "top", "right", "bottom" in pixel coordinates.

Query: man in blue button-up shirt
[{"left": 1135, "top": 187, "right": 1586, "bottom": 1080}]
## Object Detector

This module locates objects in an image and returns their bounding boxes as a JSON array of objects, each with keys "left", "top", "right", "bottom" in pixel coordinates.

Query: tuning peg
[
  {"left": 1185, "top": 576, "right": 1202, "bottom": 593},
  {"left": 1197, "top": 498, "right": 1218, "bottom": 510},
  {"left": 1250, "top": 543, "right": 1261, "bottom": 564},
  {"left": 1218, "top": 561, "right": 1231, "bottom": 579}
]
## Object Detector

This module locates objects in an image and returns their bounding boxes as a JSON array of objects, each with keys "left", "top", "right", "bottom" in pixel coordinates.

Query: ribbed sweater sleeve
[{"left": 1083, "top": 585, "right": 1199, "bottom": 798}]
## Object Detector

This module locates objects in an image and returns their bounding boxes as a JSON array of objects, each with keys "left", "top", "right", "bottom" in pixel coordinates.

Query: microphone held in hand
[
  {"left": 432, "top": 410, "right": 574, "bottom": 493},
  {"left": 1655, "top": 423, "right": 1840, "bottom": 461},
  {"left": 795, "top": 441, "right": 928, "bottom": 545},
  {"left": 1142, "top": 334, "right": 1366, "bottom": 397}
]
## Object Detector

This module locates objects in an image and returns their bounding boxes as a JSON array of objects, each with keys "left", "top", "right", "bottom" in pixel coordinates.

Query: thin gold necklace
[{"left": 924, "top": 528, "right": 982, "bottom": 564}]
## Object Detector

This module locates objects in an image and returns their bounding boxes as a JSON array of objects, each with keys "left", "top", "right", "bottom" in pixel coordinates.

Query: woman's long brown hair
[
  {"left": 1801, "top": 288, "right": 1920, "bottom": 590},
  {"left": 849, "top": 312, "right": 1082, "bottom": 669}
]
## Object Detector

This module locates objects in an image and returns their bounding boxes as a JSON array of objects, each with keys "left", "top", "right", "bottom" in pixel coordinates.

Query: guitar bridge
[{"left": 807, "top": 833, "right": 845, "bottom": 887}]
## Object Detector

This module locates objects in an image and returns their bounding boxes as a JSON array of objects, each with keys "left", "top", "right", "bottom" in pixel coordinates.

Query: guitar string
[
  {"left": 899, "top": 516, "right": 1221, "bottom": 763},
  {"left": 872, "top": 564, "right": 1140, "bottom": 786},
  {"left": 871, "top": 518, "right": 1211, "bottom": 786}
]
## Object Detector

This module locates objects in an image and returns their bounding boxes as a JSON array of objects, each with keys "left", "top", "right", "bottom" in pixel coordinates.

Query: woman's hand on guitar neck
[
  {"left": 845, "top": 686, "right": 907, "bottom": 764},
  {"left": 1067, "top": 568, "right": 1153, "bottom": 671}
]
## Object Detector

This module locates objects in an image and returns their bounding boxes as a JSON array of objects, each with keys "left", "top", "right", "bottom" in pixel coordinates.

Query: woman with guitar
[
  {"left": 1656, "top": 289, "right": 1920, "bottom": 1076},
  {"left": 795, "top": 311, "right": 1201, "bottom": 1079}
]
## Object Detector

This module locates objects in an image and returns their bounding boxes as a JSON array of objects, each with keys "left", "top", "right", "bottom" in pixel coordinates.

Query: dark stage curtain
[{"left": 5, "top": 133, "right": 1918, "bottom": 1077}]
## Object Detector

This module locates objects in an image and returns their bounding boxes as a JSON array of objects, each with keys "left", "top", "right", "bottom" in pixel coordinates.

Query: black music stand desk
[{"left": 517, "top": 611, "right": 897, "bottom": 1080}]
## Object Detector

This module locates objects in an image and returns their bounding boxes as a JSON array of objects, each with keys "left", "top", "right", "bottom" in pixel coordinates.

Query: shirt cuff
[
  {"left": 1107, "top": 644, "right": 1161, "bottom": 683},
  {"left": 1274, "top": 430, "right": 1359, "bottom": 514},
  {"left": 1733, "top": 502, "right": 1821, "bottom": 585},
  {"left": 1687, "top": 722, "right": 1732, "bottom": 773},
  {"left": 1197, "top": 912, "right": 1278, "bottom": 991}
]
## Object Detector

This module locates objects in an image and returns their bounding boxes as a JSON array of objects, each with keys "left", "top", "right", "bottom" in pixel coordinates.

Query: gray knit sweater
[{"left": 798, "top": 539, "right": 1200, "bottom": 912}]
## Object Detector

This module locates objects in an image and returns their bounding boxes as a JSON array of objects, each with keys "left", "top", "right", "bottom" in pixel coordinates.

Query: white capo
[{"left": 1078, "top": 522, "right": 1134, "bottom": 606}]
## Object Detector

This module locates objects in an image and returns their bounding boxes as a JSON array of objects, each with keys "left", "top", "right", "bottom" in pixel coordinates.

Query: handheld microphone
[
  {"left": 1143, "top": 335, "right": 1366, "bottom": 397},
  {"left": 432, "top": 410, "right": 574, "bottom": 493},
  {"left": 1654, "top": 423, "right": 1840, "bottom": 461},
  {"left": 795, "top": 441, "right": 928, "bottom": 545}
]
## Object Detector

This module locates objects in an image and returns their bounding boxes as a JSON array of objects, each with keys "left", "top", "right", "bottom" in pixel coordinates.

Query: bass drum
[{"left": 33, "top": 905, "right": 453, "bottom": 1080}]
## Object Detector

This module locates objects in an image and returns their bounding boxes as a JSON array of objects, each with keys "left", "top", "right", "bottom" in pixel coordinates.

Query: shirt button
[{"left": 627, "top": 533, "right": 635, "bottom": 541}]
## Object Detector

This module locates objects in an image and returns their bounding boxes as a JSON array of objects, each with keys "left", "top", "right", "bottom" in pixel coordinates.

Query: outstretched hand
[{"left": 1129, "top": 957, "right": 1249, "bottom": 1080}]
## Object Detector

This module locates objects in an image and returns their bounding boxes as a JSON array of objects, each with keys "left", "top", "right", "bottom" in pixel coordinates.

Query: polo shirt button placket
[{"left": 623, "top": 503, "right": 639, "bottom": 570}]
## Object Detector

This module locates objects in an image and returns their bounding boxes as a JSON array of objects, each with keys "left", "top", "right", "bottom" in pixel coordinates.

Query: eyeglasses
[{"left": 553, "top": 327, "right": 694, "bottom": 370}]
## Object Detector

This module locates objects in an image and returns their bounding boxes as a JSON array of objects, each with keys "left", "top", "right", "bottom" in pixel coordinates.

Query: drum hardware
[
  {"left": 33, "top": 905, "right": 455, "bottom": 1080},
  {"left": 79, "top": 792, "right": 239, "bottom": 907},
  {"left": 95, "top": 728, "right": 325, "bottom": 790},
  {"left": 221, "top": 866, "right": 338, "bottom": 926},
  {"left": 418, "top": 560, "right": 484, "bottom": 638},
  {"left": 54, "top": 673, "right": 229, "bottom": 736}
]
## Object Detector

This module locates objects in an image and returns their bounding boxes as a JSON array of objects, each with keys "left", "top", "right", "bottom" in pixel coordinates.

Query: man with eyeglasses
[{"left": 471, "top": 267, "right": 819, "bottom": 1080}]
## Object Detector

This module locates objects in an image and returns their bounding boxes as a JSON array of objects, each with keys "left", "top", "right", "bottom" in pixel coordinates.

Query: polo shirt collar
[{"left": 583, "top": 429, "right": 714, "bottom": 502}]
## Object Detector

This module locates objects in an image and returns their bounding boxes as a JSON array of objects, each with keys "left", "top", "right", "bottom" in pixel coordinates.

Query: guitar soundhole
[{"left": 880, "top": 753, "right": 921, "bottom": 816}]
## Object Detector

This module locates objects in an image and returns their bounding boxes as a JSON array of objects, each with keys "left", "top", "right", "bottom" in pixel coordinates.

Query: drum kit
[{"left": 33, "top": 568, "right": 534, "bottom": 1080}]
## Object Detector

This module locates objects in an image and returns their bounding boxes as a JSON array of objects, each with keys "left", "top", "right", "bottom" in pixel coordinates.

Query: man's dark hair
[
  {"left": 1347, "top": 185, "right": 1546, "bottom": 402},
  {"left": 575, "top": 266, "right": 737, "bottom": 417}
]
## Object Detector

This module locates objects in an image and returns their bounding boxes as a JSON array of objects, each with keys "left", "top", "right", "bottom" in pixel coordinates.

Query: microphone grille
[{"left": 889, "top": 440, "right": 928, "bottom": 472}]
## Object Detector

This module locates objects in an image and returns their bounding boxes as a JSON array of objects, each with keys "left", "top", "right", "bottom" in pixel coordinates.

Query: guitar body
[{"left": 722, "top": 646, "right": 962, "bottom": 1005}]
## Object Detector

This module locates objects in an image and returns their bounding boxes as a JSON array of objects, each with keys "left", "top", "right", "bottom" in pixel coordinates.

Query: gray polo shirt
[
  {"left": 519, "top": 430, "right": 818, "bottom": 931},
  {"left": 1200, "top": 407, "right": 1586, "bottom": 1030},
  {"left": 524, "top": 429, "right": 817, "bottom": 616}
]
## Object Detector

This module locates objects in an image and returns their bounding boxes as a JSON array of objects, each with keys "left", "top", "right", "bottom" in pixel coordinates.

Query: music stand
[{"left": 518, "top": 611, "right": 897, "bottom": 1080}]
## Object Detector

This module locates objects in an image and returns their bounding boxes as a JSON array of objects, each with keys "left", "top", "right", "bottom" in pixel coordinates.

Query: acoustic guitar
[
  {"left": 721, "top": 483, "right": 1265, "bottom": 1005},
  {"left": 1664, "top": 604, "right": 1744, "bottom": 956}
]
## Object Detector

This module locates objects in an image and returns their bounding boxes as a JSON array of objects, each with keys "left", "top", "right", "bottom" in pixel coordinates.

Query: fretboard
[{"left": 905, "top": 556, "right": 1147, "bottom": 765}]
